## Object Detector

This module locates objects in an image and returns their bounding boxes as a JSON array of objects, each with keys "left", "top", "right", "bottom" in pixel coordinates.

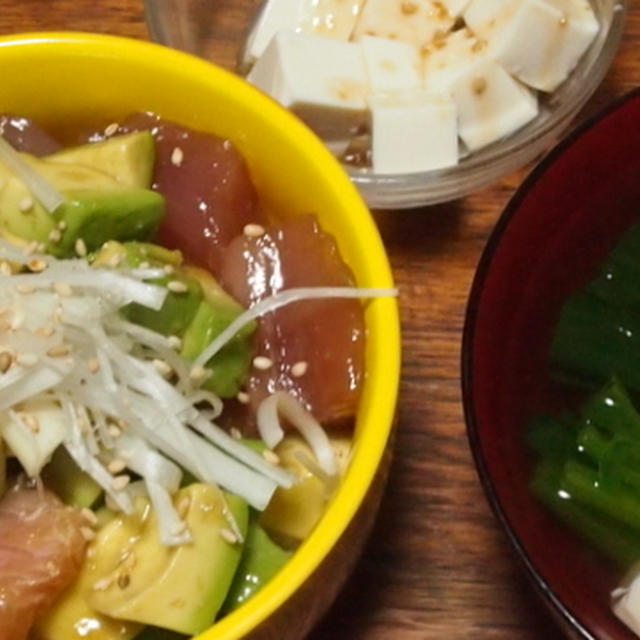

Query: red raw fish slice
[
  {"left": 118, "top": 113, "right": 264, "bottom": 276},
  {"left": 0, "top": 115, "right": 61, "bottom": 155},
  {"left": 221, "top": 216, "right": 365, "bottom": 426},
  {"left": 0, "top": 486, "right": 88, "bottom": 640}
]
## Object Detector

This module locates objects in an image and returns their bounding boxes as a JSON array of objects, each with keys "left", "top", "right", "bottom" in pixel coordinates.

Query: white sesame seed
[
  {"left": 230, "top": 427, "right": 242, "bottom": 440},
  {"left": 117, "top": 418, "right": 128, "bottom": 429},
  {"left": 253, "top": 356, "right": 273, "bottom": 371},
  {"left": 80, "top": 526, "right": 96, "bottom": 541},
  {"left": 171, "top": 146, "right": 184, "bottom": 167},
  {"left": 87, "top": 357, "right": 100, "bottom": 374},
  {"left": 22, "top": 413, "right": 39, "bottom": 433},
  {"left": 0, "top": 261, "right": 11, "bottom": 276},
  {"left": 57, "top": 220, "right": 67, "bottom": 231},
  {"left": 18, "top": 196, "right": 33, "bottom": 212},
  {"left": 35, "top": 326, "right": 55, "bottom": 337},
  {"left": 291, "top": 361, "right": 308, "bottom": 377},
  {"left": 107, "top": 459, "right": 127, "bottom": 475},
  {"left": 0, "top": 351, "right": 13, "bottom": 373},
  {"left": 262, "top": 449, "right": 280, "bottom": 465},
  {"left": 243, "top": 223, "right": 266, "bottom": 238},
  {"left": 28, "top": 257, "right": 47, "bottom": 273},
  {"left": 219, "top": 528, "right": 238, "bottom": 545},
  {"left": 53, "top": 282, "right": 73, "bottom": 297},
  {"left": 108, "top": 253, "right": 122, "bottom": 268},
  {"left": 16, "top": 353, "right": 37, "bottom": 367},
  {"left": 16, "top": 284, "right": 35, "bottom": 294},
  {"left": 137, "top": 261, "right": 149, "bottom": 270},
  {"left": 108, "top": 424, "right": 122, "bottom": 439},
  {"left": 81, "top": 507, "right": 98, "bottom": 526},
  {"left": 152, "top": 358, "right": 172, "bottom": 377},
  {"left": 163, "top": 264, "right": 174, "bottom": 275},
  {"left": 104, "top": 122, "right": 119, "bottom": 137},
  {"left": 75, "top": 238, "right": 87, "bottom": 257},
  {"left": 46, "top": 344, "right": 71, "bottom": 358},
  {"left": 236, "top": 391, "right": 250, "bottom": 405},
  {"left": 48, "top": 228, "right": 62, "bottom": 243},
  {"left": 189, "top": 364, "right": 208, "bottom": 381},
  {"left": 36, "top": 242, "right": 46, "bottom": 253},
  {"left": 167, "top": 280, "right": 188, "bottom": 293},
  {"left": 93, "top": 577, "right": 113, "bottom": 591},
  {"left": 111, "top": 475, "right": 130, "bottom": 491},
  {"left": 167, "top": 335, "right": 182, "bottom": 350}
]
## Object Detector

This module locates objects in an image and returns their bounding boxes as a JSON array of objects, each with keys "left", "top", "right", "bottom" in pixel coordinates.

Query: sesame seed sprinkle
[
  {"left": 46, "top": 344, "right": 71, "bottom": 358},
  {"left": 108, "top": 458, "right": 127, "bottom": 474},
  {"left": 163, "top": 264, "right": 174, "bottom": 275},
  {"left": 236, "top": 391, "right": 250, "bottom": 405},
  {"left": 230, "top": 427, "right": 242, "bottom": 440},
  {"left": 171, "top": 146, "right": 184, "bottom": 167},
  {"left": 111, "top": 474, "right": 130, "bottom": 491},
  {"left": 80, "top": 526, "right": 96, "bottom": 541},
  {"left": 36, "top": 326, "right": 55, "bottom": 337},
  {"left": 87, "top": 357, "right": 100, "bottom": 374},
  {"left": 291, "top": 361, "right": 308, "bottom": 377},
  {"left": 0, "top": 351, "right": 12, "bottom": 373},
  {"left": 17, "top": 284, "right": 35, "bottom": 294},
  {"left": 18, "top": 196, "right": 33, "bottom": 212},
  {"left": 108, "top": 424, "right": 122, "bottom": 439},
  {"left": 253, "top": 356, "right": 273, "bottom": 371},
  {"left": 167, "top": 280, "right": 188, "bottom": 293},
  {"left": 28, "top": 258, "right": 47, "bottom": 273},
  {"left": 152, "top": 358, "right": 172, "bottom": 377},
  {"left": 93, "top": 577, "right": 113, "bottom": 591},
  {"left": 58, "top": 220, "right": 67, "bottom": 231},
  {"left": 243, "top": 223, "right": 266, "bottom": 238},
  {"left": 53, "top": 282, "right": 73, "bottom": 297},
  {"left": 75, "top": 238, "right": 87, "bottom": 257},
  {"left": 16, "top": 353, "right": 37, "bottom": 367},
  {"left": 48, "top": 228, "right": 62, "bottom": 243},
  {"left": 104, "top": 122, "right": 119, "bottom": 137},
  {"left": 167, "top": 335, "right": 182, "bottom": 350},
  {"left": 0, "top": 261, "right": 11, "bottom": 276},
  {"left": 81, "top": 508, "right": 99, "bottom": 526},
  {"left": 262, "top": 449, "right": 280, "bottom": 465},
  {"left": 189, "top": 364, "right": 208, "bottom": 381}
]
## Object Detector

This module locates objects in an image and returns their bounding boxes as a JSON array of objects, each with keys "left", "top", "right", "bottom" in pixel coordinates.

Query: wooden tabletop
[{"left": 1, "top": 2, "right": 639, "bottom": 639}]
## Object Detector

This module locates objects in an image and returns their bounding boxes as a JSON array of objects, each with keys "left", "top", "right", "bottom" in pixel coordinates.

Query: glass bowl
[
  {"left": 463, "top": 87, "right": 640, "bottom": 640},
  {"left": 144, "top": 0, "right": 627, "bottom": 209}
]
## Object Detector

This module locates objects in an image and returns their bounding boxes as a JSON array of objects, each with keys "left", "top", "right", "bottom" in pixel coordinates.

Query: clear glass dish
[{"left": 144, "top": 0, "right": 628, "bottom": 209}]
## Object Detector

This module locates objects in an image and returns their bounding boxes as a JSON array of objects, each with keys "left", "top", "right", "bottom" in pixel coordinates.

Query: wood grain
[{"left": 1, "top": 2, "right": 639, "bottom": 638}]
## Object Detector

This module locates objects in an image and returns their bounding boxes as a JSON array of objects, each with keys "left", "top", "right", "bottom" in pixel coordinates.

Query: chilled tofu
[
  {"left": 368, "top": 90, "right": 458, "bottom": 173},
  {"left": 450, "top": 59, "right": 538, "bottom": 150},
  {"left": 299, "top": 0, "right": 366, "bottom": 39},
  {"left": 423, "top": 27, "right": 487, "bottom": 93},
  {"left": 352, "top": 0, "right": 455, "bottom": 52},
  {"left": 361, "top": 35, "right": 422, "bottom": 92},
  {"left": 242, "top": 0, "right": 302, "bottom": 68},
  {"left": 464, "top": 0, "right": 599, "bottom": 91},
  {"left": 247, "top": 30, "right": 370, "bottom": 139}
]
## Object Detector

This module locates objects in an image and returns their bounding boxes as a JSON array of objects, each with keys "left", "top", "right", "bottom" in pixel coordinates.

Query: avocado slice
[
  {"left": 96, "top": 241, "right": 202, "bottom": 337},
  {"left": 33, "top": 509, "right": 142, "bottom": 640},
  {"left": 260, "top": 436, "right": 352, "bottom": 543},
  {"left": 222, "top": 517, "right": 291, "bottom": 613},
  {"left": 179, "top": 265, "right": 255, "bottom": 398},
  {"left": 42, "top": 447, "right": 103, "bottom": 509},
  {"left": 87, "top": 484, "right": 248, "bottom": 636},
  {"left": 47, "top": 132, "right": 155, "bottom": 188}
]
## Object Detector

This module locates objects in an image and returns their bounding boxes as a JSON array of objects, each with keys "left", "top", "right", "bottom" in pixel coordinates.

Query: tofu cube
[
  {"left": 450, "top": 59, "right": 538, "bottom": 150},
  {"left": 368, "top": 90, "right": 458, "bottom": 173},
  {"left": 352, "top": 0, "right": 455, "bottom": 52},
  {"left": 247, "top": 30, "right": 370, "bottom": 139},
  {"left": 299, "top": 0, "right": 367, "bottom": 40},
  {"left": 242, "top": 0, "right": 302, "bottom": 68},
  {"left": 423, "top": 27, "right": 488, "bottom": 93},
  {"left": 464, "top": 0, "right": 599, "bottom": 92},
  {"left": 361, "top": 35, "right": 423, "bottom": 93}
]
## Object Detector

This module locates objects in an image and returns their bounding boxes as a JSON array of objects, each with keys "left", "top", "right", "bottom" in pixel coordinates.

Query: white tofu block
[
  {"left": 423, "top": 27, "right": 487, "bottom": 93},
  {"left": 464, "top": 0, "right": 599, "bottom": 92},
  {"left": 613, "top": 573, "right": 640, "bottom": 637},
  {"left": 247, "top": 30, "right": 370, "bottom": 139},
  {"left": 450, "top": 59, "right": 538, "bottom": 151},
  {"left": 352, "top": 0, "right": 455, "bottom": 52},
  {"left": 242, "top": 0, "right": 302, "bottom": 68},
  {"left": 368, "top": 90, "right": 458, "bottom": 173},
  {"left": 361, "top": 35, "right": 422, "bottom": 92},
  {"left": 438, "top": 0, "right": 472, "bottom": 16},
  {"left": 299, "top": 0, "right": 366, "bottom": 40}
]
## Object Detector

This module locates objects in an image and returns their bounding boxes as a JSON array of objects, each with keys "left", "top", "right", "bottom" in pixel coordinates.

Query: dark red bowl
[{"left": 463, "top": 87, "right": 640, "bottom": 640}]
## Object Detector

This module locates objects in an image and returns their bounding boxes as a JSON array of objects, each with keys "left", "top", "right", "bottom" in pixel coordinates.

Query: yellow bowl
[{"left": 0, "top": 33, "right": 401, "bottom": 639}]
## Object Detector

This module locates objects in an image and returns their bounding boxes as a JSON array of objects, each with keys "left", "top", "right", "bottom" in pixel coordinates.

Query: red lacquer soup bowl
[{"left": 463, "top": 88, "right": 640, "bottom": 640}]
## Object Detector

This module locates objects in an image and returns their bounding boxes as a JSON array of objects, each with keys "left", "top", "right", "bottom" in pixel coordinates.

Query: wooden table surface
[{"left": 1, "top": 2, "right": 639, "bottom": 638}]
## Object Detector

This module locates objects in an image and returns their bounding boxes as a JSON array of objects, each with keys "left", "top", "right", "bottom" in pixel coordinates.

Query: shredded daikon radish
[
  {"left": 194, "top": 286, "right": 397, "bottom": 367},
  {"left": 257, "top": 391, "right": 338, "bottom": 476},
  {"left": 0, "top": 136, "right": 65, "bottom": 212}
]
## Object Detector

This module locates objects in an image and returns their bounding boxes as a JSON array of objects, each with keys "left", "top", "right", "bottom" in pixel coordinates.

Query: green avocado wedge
[
  {"left": 47, "top": 131, "right": 155, "bottom": 188},
  {"left": 87, "top": 484, "right": 248, "bottom": 636}
]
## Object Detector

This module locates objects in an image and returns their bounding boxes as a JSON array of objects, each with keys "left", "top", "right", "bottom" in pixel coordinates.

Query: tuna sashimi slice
[
  {"left": 0, "top": 485, "right": 88, "bottom": 640},
  {"left": 221, "top": 215, "right": 366, "bottom": 427}
]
